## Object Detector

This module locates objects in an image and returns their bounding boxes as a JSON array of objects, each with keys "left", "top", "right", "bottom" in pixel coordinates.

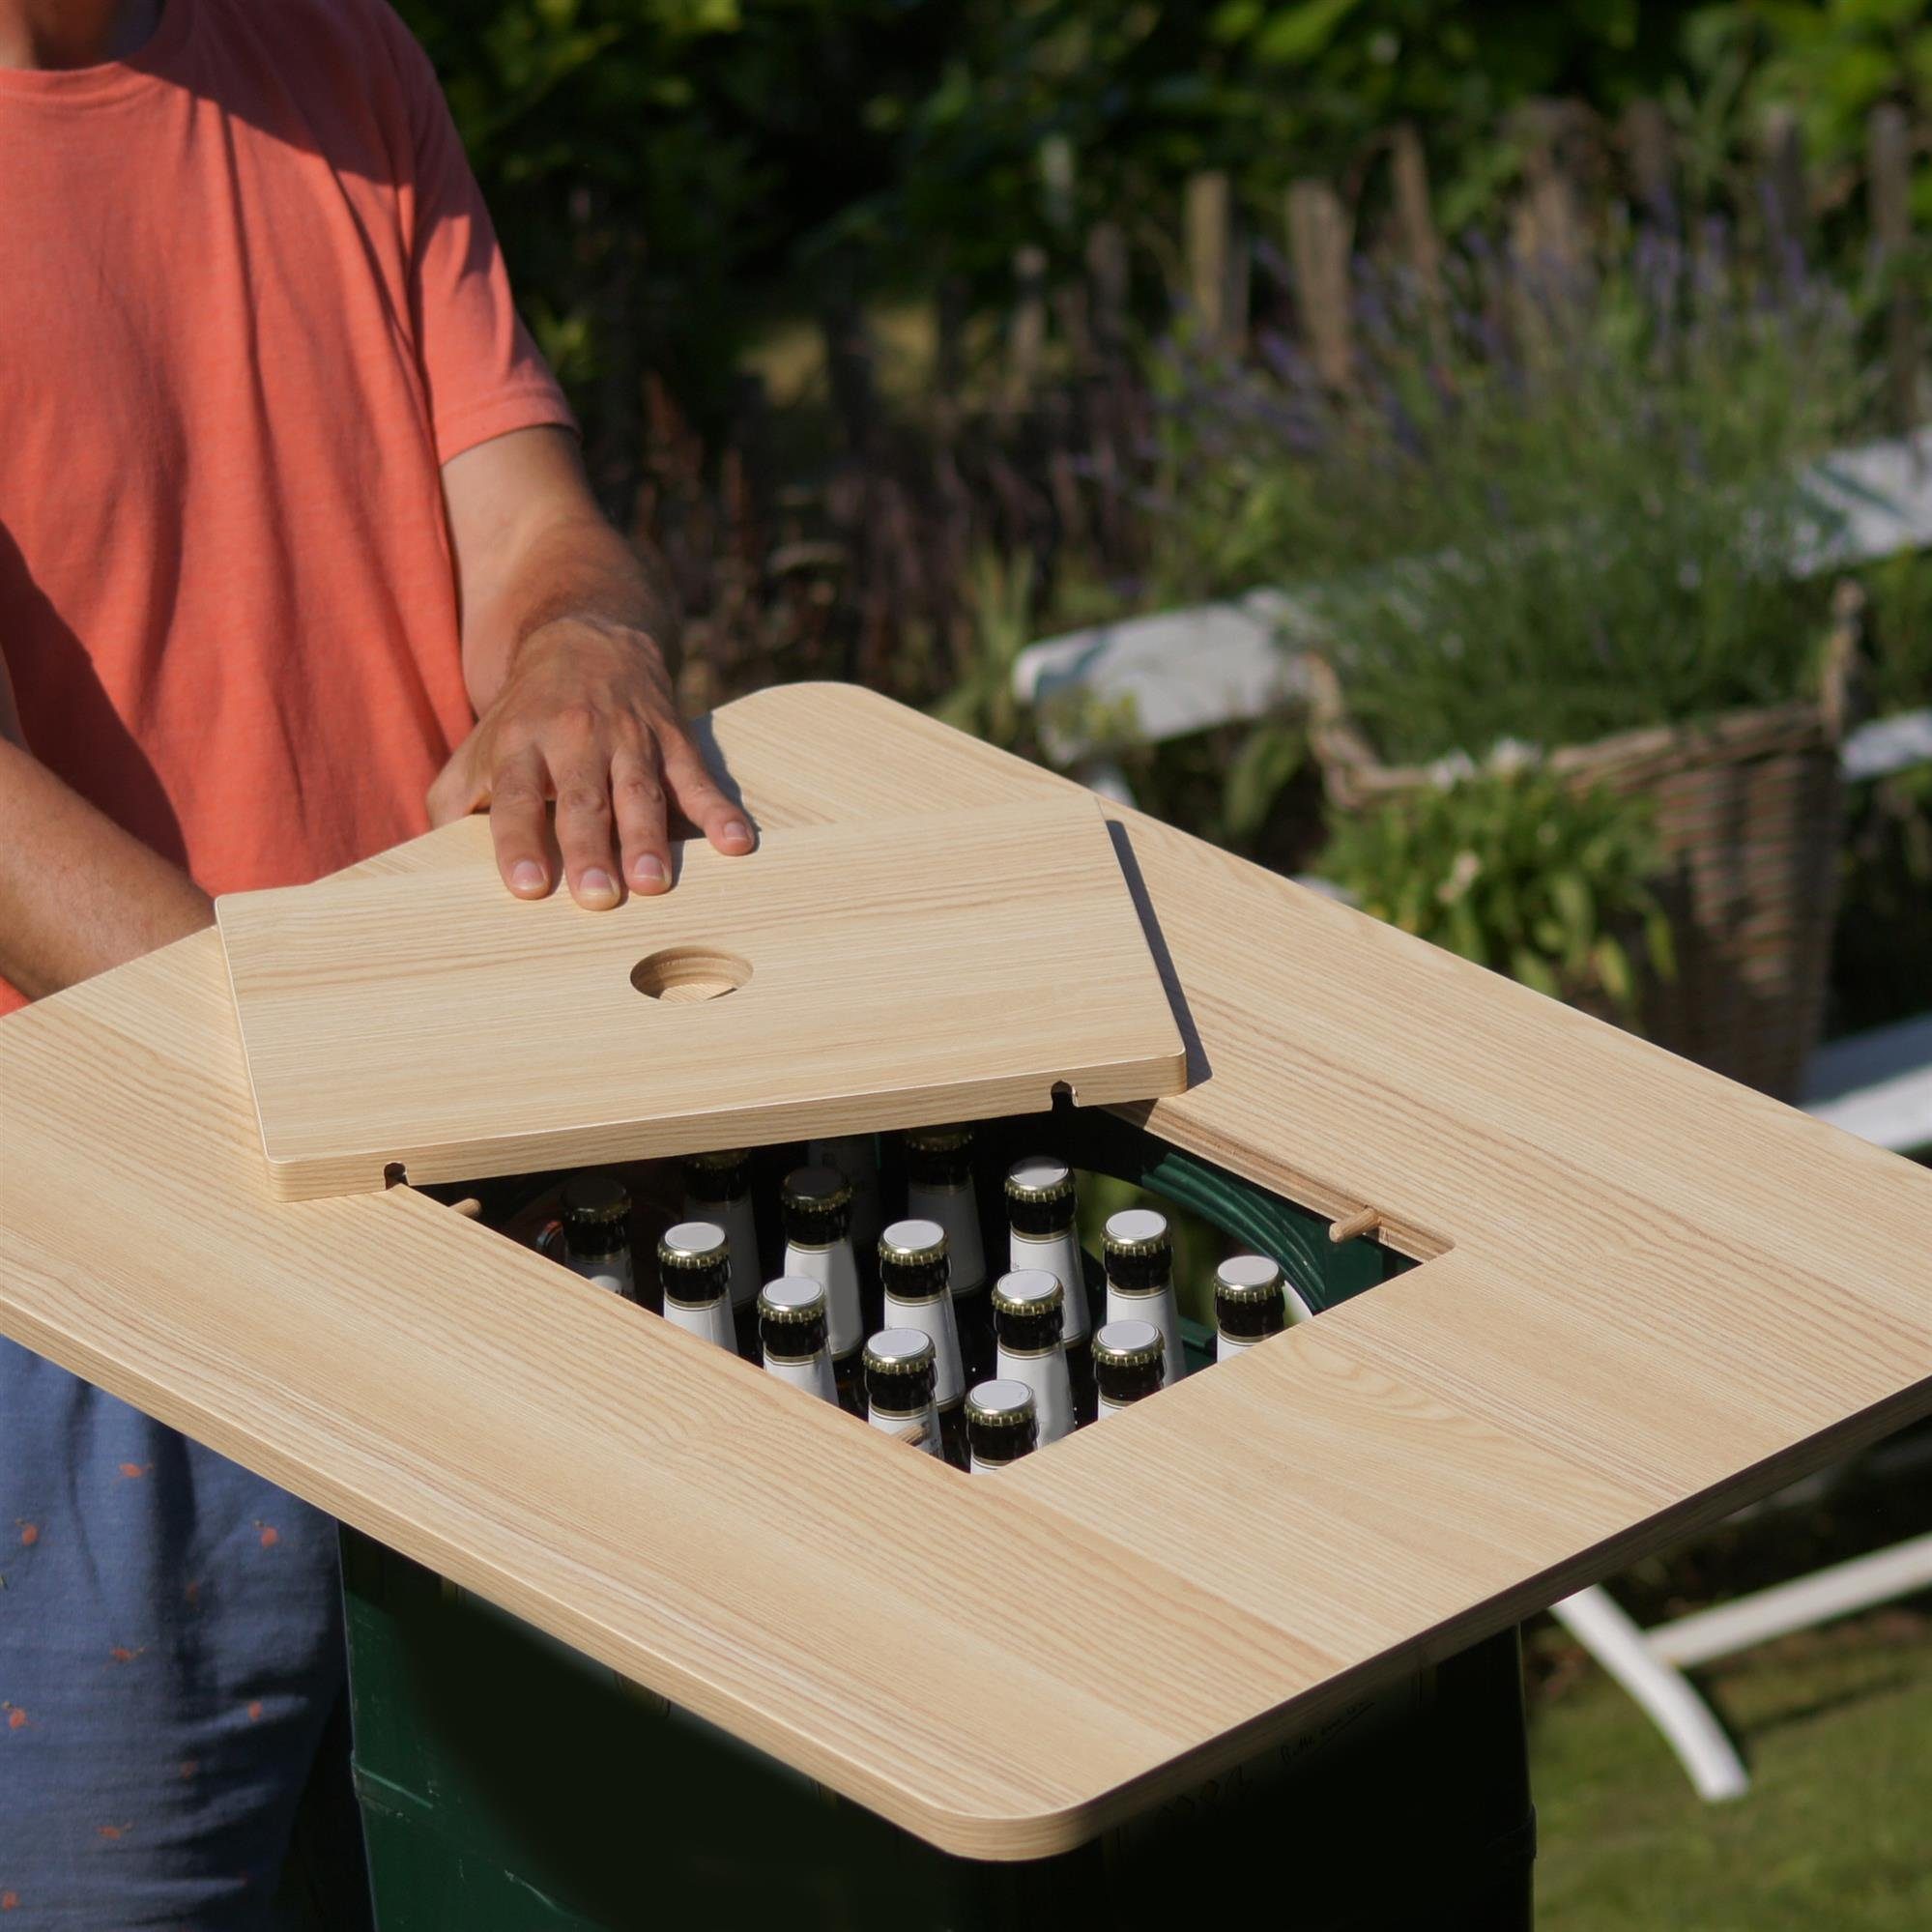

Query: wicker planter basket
[{"left": 1305, "top": 594, "right": 1860, "bottom": 1103}]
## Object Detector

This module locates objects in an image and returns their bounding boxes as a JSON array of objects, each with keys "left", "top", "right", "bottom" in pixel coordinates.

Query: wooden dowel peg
[{"left": 1329, "top": 1205, "right": 1384, "bottom": 1244}]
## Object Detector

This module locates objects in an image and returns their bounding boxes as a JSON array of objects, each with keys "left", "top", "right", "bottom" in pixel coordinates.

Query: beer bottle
[
  {"left": 1102, "top": 1207, "right": 1186, "bottom": 1386},
  {"left": 808, "top": 1134, "right": 883, "bottom": 1253},
  {"left": 780, "top": 1165, "right": 865, "bottom": 1412},
  {"left": 1091, "top": 1319, "right": 1166, "bottom": 1419},
  {"left": 990, "top": 1269, "right": 1075, "bottom": 1447},
  {"left": 1213, "top": 1254, "right": 1288, "bottom": 1361},
  {"left": 810, "top": 1133, "right": 885, "bottom": 1335},
  {"left": 879, "top": 1218, "right": 967, "bottom": 1467},
  {"left": 757, "top": 1278, "right": 838, "bottom": 1406},
  {"left": 679, "top": 1148, "right": 761, "bottom": 1355},
  {"left": 1004, "top": 1153, "right": 1093, "bottom": 1420},
  {"left": 558, "top": 1172, "right": 634, "bottom": 1298},
  {"left": 862, "top": 1328, "right": 942, "bottom": 1459},
  {"left": 966, "top": 1380, "right": 1039, "bottom": 1473},
  {"left": 905, "top": 1126, "right": 992, "bottom": 1383},
  {"left": 655, "top": 1222, "right": 735, "bottom": 1353}
]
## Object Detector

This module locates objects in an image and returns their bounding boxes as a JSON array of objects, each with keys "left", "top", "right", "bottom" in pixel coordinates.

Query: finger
[
  {"left": 425, "top": 742, "right": 482, "bottom": 827},
  {"left": 488, "top": 746, "right": 554, "bottom": 898},
  {"left": 611, "top": 745, "right": 672, "bottom": 895},
  {"left": 661, "top": 735, "right": 755, "bottom": 856},
  {"left": 551, "top": 754, "right": 621, "bottom": 909}
]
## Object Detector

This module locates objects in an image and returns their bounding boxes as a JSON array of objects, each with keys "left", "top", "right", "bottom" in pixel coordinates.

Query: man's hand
[
  {"left": 434, "top": 425, "right": 752, "bottom": 908},
  {"left": 426, "top": 616, "right": 752, "bottom": 908}
]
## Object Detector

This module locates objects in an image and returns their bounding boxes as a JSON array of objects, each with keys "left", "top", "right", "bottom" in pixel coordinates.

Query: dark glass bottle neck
[
  {"left": 1106, "top": 1248, "right": 1172, "bottom": 1292},
  {"left": 783, "top": 1198, "right": 851, "bottom": 1246},
  {"left": 1216, "top": 1289, "right": 1286, "bottom": 1340},
  {"left": 761, "top": 1312, "right": 827, "bottom": 1362},
  {"left": 1096, "top": 1356, "right": 1163, "bottom": 1405},
  {"left": 683, "top": 1157, "right": 749, "bottom": 1204},
  {"left": 907, "top": 1148, "right": 972, "bottom": 1189},
  {"left": 879, "top": 1254, "right": 949, "bottom": 1303},
  {"left": 663, "top": 1257, "right": 731, "bottom": 1308},
  {"left": 967, "top": 1416, "right": 1038, "bottom": 1464},
  {"left": 865, "top": 1364, "right": 937, "bottom": 1415},
  {"left": 1007, "top": 1197, "right": 1076, "bottom": 1239},
  {"left": 995, "top": 1305, "right": 1062, "bottom": 1354},
  {"left": 565, "top": 1221, "right": 629, "bottom": 1261}
]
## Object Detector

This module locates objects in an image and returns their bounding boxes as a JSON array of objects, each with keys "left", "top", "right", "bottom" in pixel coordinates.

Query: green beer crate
[{"left": 343, "top": 1120, "right": 1534, "bottom": 1930}]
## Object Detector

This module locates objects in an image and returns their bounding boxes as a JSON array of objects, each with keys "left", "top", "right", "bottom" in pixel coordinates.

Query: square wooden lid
[{"left": 215, "top": 796, "right": 1188, "bottom": 1198}]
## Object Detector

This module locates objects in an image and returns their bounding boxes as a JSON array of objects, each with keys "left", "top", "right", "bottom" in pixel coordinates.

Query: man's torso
[{"left": 0, "top": 0, "right": 479, "bottom": 979}]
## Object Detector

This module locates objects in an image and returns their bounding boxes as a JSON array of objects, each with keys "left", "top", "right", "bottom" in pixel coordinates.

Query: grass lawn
[{"left": 1530, "top": 1606, "right": 1932, "bottom": 1929}]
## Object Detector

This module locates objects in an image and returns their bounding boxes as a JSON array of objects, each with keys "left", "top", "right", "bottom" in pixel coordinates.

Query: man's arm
[
  {"left": 0, "top": 650, "right": 214, "bottom": 1000},
  {"left": 429, "top": 425, "right": 754, "bottom": 908}
]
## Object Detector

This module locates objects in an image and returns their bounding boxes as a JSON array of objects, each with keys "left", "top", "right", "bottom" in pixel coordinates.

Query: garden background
[{"left": 401, "top": 4, "right": 1931, "bottom": 1922}]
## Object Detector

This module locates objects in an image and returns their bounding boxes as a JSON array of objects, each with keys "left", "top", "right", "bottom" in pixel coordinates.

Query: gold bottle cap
[
  {"left": 1102, "top": 1207, "right": 1169, "bottom": 1258},
  {"left": 1214, "top": 1254, "right": 1283, "bottom": 1304},
  {"left": 991, "top": 1269, "right": 1064, "bottom": 1318},
  {"left": 562, "top": 1172, "right": 630, "bottom": 1226},
  {"left": 684, "top": 1146, "right": 750, "bottom": 1173},
  {"left": 879, "top": 1218, "right": 947, "bottom": 1266},
  {"left": 1091, "top": 1318, "right": 1165, "bottom": 1371},
  {"left": 862, "top": 1328, "right": 937, "bottom": 1377},
  {"left": 757, "top": 1277, "right": 827, "bottom": 1324},
  {"left": 905, "top": 1124, "right": 973, "bottom": 1155},
  {"left": 657, "top": 1222, "right": 729, "bottom": 1270},
  {"left": 1004, "top": 1156, "right": 1074, "bottom": 1205},
  {"left": 965, "top": 1379, "right": 1036, "bottom": 1427},
  {"left": 781, "top": 1165, "right": 852, "bottom": 1212}
]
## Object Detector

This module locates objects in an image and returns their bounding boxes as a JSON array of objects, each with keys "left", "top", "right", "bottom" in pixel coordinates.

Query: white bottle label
[
  {"left": 908, "top": 1179, "right": 984, "bottom": 1294},
  {"left": 1106, "top": 1282, "right": 1187, "bottom": 1385},
  {"left": 1011, "top": 1228, "right": 1090, "bottom": 1344},
  {"left": 764, "top": 1351, "right": 838, "bottom": 1403},
  {"left": 883, "top": 1290, "right": 965, "bottom": 1406},
  {"left": 564, "top": 1250, "right": 633, "bottom": 1299},
  {"left": 869, "top": 1401, "right": 942, "bottom": 1457},
  {"left": 1095, "top": 1391, "right": 1132, "bottom": 1421},
  {"left": 784, "top": 1238, "right": 863, "bottom": 1358},
  {"left": 685, "top": 1192, "right": 762, "bottom": 1309},
  {"left": 664, "top": 1295, "right": 736, "bottom": 1352},
  {"left": 996, "top": 1341, "right": 1074, "bottom": 1447}
]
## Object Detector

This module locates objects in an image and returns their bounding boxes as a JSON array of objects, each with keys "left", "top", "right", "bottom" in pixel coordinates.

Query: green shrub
[{"left": 1319, "top": 764, "right": 1674, "bottom": 1017}]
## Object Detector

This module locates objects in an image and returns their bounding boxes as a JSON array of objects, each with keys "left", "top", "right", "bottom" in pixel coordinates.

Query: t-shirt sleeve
[{"left": 386, "top": 15, "right": 577, "bottom": 466}]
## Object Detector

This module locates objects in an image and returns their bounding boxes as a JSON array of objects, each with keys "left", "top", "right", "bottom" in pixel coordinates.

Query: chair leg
[{"left": 1548, "top": 1584, "right": 1750, "bottom": 1802}]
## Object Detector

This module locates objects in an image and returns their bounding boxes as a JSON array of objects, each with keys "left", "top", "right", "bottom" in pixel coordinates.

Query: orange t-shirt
[{"left": 0, "top": 0, "right": 573, "bottom": 1012}]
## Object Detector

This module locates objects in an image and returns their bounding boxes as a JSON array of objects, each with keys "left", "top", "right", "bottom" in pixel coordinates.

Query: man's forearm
[
  {"left": 447, "top": 440, "right": 681, "bottom": 712},
  {"left": 0, "top": 737, "right": 213, "bottom": 999},
  {"left": 458, "top": 510, "right": 680, "bottom": 713}
]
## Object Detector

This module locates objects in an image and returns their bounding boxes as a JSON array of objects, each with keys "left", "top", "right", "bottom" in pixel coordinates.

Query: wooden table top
[{"left": 4, "top": 682, "right": 1929, "bottom": 1860}]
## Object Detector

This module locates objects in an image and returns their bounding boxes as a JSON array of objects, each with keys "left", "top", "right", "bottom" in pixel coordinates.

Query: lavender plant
[{"left": 1138, "top": 217, "right": 1869, "bottom": 766}]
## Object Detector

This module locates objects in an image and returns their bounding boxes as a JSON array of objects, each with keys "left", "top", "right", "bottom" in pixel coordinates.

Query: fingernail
[
  {"left": 631, "top": 855, "right": 668, "bottom": 888},
  {"left": 511, "top": 860, "right": 546, "bottom": 893},
  {"left": 723, "top": 821, "right": 751, "bottom": 846},
  {"left": 581, "top": 868, "right": 617, "bottom": 902}
]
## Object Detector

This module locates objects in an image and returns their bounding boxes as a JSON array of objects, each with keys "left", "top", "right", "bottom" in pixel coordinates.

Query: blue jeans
[{"left": 0, "top": 1341, "right": 342, "bottom": 1928}]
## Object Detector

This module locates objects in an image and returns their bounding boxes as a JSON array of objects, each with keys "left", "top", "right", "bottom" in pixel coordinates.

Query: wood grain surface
[
  {"left": 3, "top": 681, "right": 1929, "bottom": 1860},
  {"left": 215, "top": 798, "right": 1185, "bottom": 1197}
]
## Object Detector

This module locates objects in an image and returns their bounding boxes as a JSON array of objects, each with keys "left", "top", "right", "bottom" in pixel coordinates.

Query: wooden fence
[
  {"left": 641, "top": 97, "right": 1925, "bottom": 720},
  {"left": 974, "top": 97, "right": 1925, "bottom": 424}
]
